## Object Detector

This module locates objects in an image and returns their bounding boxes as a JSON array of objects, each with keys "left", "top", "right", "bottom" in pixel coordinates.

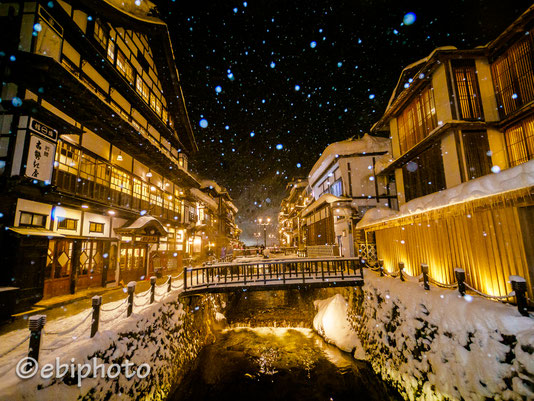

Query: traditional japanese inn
[{"left": 0, "top": 0, "right": 239, "bottom": 312}]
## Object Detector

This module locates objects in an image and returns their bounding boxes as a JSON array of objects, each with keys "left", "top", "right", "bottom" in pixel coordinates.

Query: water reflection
[{"left": 169, "top": 327, "right": 400, "bottom": 401}]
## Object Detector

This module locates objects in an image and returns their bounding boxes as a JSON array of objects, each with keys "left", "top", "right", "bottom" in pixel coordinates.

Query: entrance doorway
[{"left": 119, "top": 244, "right": 147, "bottom": 284}]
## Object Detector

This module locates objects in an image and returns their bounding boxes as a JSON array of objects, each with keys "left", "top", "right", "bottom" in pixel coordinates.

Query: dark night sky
[{"left": 156, "top": 0, "right": 532, "bottom": 244}]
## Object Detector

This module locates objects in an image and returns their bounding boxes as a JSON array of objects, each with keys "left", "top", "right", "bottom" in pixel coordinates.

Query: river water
[{"left": 169, "top": 327, "right": 401, "bottom": 401}]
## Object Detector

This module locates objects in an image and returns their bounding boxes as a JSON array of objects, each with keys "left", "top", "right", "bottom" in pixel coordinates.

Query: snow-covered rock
[{"left": 313, "top": 294, "right": 364, "bottom": 357}]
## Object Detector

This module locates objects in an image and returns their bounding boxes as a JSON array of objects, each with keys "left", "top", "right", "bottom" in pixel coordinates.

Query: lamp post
[{"left": 257, "top": 217, "right": 271, "bottom": 248}]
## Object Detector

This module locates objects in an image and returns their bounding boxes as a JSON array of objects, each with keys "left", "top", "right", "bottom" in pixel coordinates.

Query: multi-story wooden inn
[
  {"left": 359, "top": 5, "right": 534, "bottom": 301},
  {"left": 0, "top": 0, "right": 227, "bottom": 311}
]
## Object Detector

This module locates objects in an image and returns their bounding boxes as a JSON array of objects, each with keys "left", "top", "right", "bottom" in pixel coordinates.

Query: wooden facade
[
  {"left": 0, "top": 0, "right": 236, "bottom": 312},
  {"left": 366, "top": 5, "right": 534, "bottom": 303}
]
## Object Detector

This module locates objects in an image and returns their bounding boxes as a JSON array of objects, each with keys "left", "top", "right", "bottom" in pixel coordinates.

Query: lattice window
[
  {"left": 505, "top": 115, "right": 534, "bottom": 167},
  {"left": 492, "top": 33, "right": 534, "bottom": 118},
  {"left": 397, "top": 85, "right": 438, "bottom": 153},
  {"left": 453, "top": 60, "right": 484, "bottom": 121}
]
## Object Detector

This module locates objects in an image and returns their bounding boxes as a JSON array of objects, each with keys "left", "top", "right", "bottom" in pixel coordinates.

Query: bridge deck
[{"left": 180, "top": 257, "right": 364, "bottom": 297}]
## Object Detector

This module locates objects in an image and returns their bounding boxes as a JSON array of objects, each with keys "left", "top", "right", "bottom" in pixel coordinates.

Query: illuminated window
[
  {"left": 505, "top": 115, "right": 534, "bottom": 167},
  {"left": 19, "top": 212, "right": 46, "bottom": 227},
  {"left": 54, "top": 140, "right": 79, "bottom": 193},
  {"left": 110, "top": 167, "right": 132, "bottom": 207},
  {"left": 149, "top": 92, "right": 162, "bottom": 117},
  {"left": 89, "top": 222, "right": 104, "bottom": 233},
  {"left": 492, "top": 33, "right": 534, "bottom": 118},
  {"left": 136, "top": 76, "right": 149, "bottom": 103},
  {"left": 397, "top": 86, "right": 437, "bottom": 154},
  {"left": 107, "top": 40, "right": 115, "bottom": 63},
  {"left": 57, "top": 218, "right": 78, "bottom": 231},
  {"left": 452, "top": 60, "right": 483, "bottom": 121},
  {"left": 116, "top": 50, "right": 134, "bottom": 84}
]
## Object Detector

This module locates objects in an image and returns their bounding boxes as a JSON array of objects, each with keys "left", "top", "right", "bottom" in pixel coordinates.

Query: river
[{"left": 169, "top": 327, "right": 401, "bottom": 401}]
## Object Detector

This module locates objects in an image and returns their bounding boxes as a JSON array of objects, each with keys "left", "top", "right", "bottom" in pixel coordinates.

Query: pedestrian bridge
[{"left": 180, "top": 257, "right": 364, "bottom": 297}]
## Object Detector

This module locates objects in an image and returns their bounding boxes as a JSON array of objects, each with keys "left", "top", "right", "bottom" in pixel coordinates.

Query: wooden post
[
  {"left": 28, "top": 315, "right": 46, "bottom": 364},
  {"left": 282, "top": 263, "right": 286, "bottom": 284},
  {"left": 378, "top": 259, "right": 384, "bottom": 276},
  {"left": 167, "top": 275, "right": 172, "bottom": 292},
  {"left": 398, "top": 262, "right": 405, "bottom": 281},
  {"left": 183, "top": 266, "right": 187, "bottom": 291},
  {"left": 359, "top": 258, "right": 364, "bottom": 278},
  {"left": 127, "top": 281, "right": 136, "bottom": 317},
  {"left": 421, "top": 264, "right": 430, "bottom": 290},
  {"left": 455, "top": 268, "right": 466, "bottom": 296},
  {"left": 90, "top": 295, "right": 101, "bottom": 338},
  {"left": 510, "top": 276, "right": 529, "bottom": 317},
  {"left": 150, "top": 276, "right": 156, "bottom": 304}
]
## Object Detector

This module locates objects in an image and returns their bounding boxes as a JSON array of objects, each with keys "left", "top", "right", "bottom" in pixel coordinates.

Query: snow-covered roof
[
  {"left": 358, "top": 159, "right": 534, "bottom": 229},
  {"left": 190, "top": 187, "right": 218, "bottom": 211},
  {"left": 200, "top": 179, "right": 224, "bottom": 194},
  {"left": 302, "top": 193, "right": 352, "bottom": 217},
  {"left": 226, "top": 201, "right": 238, "bottom": 214},
  {"left": 115, "top": 215, "right": 168, "bottom": 235},
  {"left": 309, "top": 134, "right": 391, "bottom": 186}
]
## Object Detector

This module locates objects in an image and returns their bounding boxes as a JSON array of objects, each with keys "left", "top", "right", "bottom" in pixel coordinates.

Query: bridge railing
[{"left": 183, "top": 257, "right": 363, "bottom": 292}]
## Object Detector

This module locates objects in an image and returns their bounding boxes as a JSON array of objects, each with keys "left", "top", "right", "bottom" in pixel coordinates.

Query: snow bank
[
  {"left": 313, "top": 294, "right": 364, "bottom": 356},
  {"left": 0, "top": 292, "right": 223, "bottom": 400},
  {"left": 358, "top": 158, "right": 534, "bottom": 228},
  {"left": 349, "top": 270, "right": 534, "bottom": 400}
]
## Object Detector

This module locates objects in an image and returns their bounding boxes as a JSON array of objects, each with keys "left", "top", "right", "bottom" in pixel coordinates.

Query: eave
[
  {"left": 11, "top": 52, "right": 199, "bottom": 188},
  {"left": 371, "top": 48, "right": 487, "bottom": 133},
  {"left": 377, "top": 121, "right": 492, "bottom": 176},
  {"left": 72, "top": 0, "right": 198, "bottom": 153}
]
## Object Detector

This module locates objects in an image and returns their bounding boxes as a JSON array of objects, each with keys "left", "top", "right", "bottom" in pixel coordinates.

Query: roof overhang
[
  {"left": 115, "top": 216, "right": 168, "bottom": 236},
  {"left": 8, "top": 227, "right": 65, "bottom": 237}
]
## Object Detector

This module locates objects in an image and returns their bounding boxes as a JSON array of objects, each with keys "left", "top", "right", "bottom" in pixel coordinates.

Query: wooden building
[
  {"left": 360, "top": 5, "right": 534, "bottom": 301},
  {"left": 278, "top": 178, "right": 310, "bottom": 249},
  {"left": 304, "top": 134, "right": 395, "bottom": 257},
  {"left": 0, "top": 0, "right": 211, "bottom": 311}
]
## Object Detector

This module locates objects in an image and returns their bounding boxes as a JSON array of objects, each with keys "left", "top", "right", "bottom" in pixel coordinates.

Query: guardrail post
[
  {"left": 28, "top": 314, "right": 46, "bottom": 364},
  {"left": 421, "top": 264, "right": 430, "bottom": 290},
  {"left": 90, "top": 295, "right": 102, "bottom": 338},
  {"left": 455, "top": 268, "right": 466, "bottom": 296},
  {"left": 183, "top": 266, "right": 187, "bottom": 291},
  {"left": 150, "top": 276, "right": 156, "bottom": 304},
  {"left": 167, "top": 275, "right": 172, "bottom": 292},
  {"left": 378, "top": 259, "right": 384, "bottom": 276},
  {"left": 510, "top": 276, "right": 529, "bottom": 317},
  {"left": 127, "top": 281, "right": 136, "bottom": 317},
  {"left": 398, "top": 262, "right": 405, "bottom": 281}
]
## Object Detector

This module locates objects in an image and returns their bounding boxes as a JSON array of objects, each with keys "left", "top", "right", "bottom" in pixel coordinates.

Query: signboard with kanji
[
  {"left": 25, "top": 135, "right": 56, "bottom": 182},
  {"left": 29, "top": 118, "right": 58, "bottom": 142}
]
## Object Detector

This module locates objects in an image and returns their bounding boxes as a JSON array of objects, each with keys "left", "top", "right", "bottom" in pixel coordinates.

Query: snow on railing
[
  {"left": 1, "top": 272, "right": 185, "bottom": 367},
  {"left": 361, "top": 258, "right": 531, "bottom": 317}
]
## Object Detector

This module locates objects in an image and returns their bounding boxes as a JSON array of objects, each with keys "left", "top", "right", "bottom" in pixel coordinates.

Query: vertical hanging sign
[{"left": 25, "top": 135, "right": 56, "bottom": 183}]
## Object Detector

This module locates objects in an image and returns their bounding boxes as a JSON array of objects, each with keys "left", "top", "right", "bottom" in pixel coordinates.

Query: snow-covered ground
[{"left": 0, "top": 280, "right": 221, "bottom": 400}]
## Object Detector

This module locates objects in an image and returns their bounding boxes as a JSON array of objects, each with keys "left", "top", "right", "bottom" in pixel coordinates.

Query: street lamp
[{"left": 257, "top": 217, "right": 271, "bottom": 248}]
